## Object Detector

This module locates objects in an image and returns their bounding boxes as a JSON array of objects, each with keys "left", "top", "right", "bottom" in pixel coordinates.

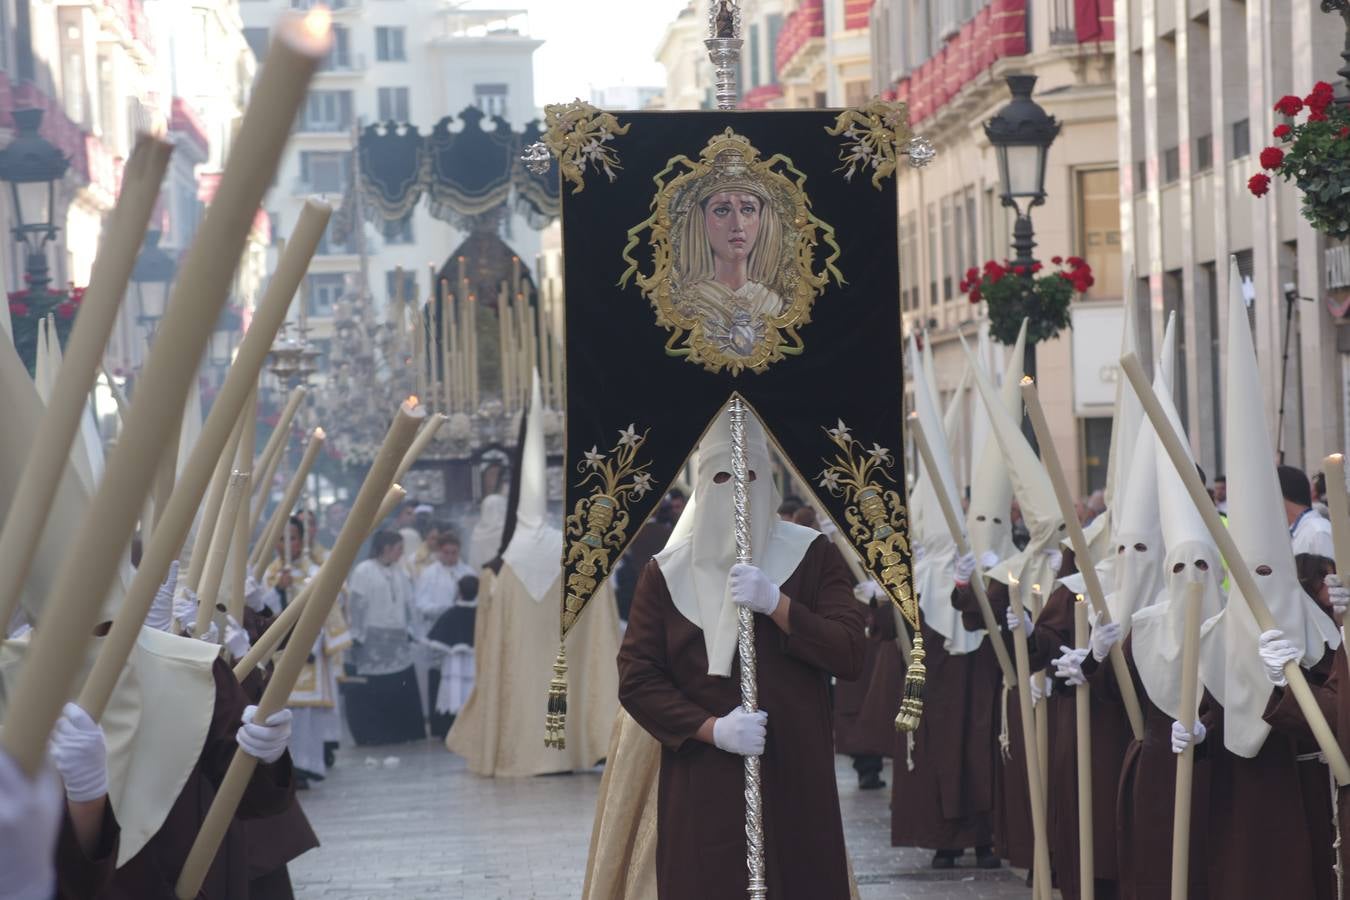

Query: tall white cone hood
[
  {"left": 964, "top": 320, "right": 1025, "bottom": 566},
  {"left": 503, "top": 369, "right": 561, "bottom": 602}
]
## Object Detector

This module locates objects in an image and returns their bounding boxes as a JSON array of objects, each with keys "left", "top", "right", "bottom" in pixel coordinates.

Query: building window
[
  {"left": 1195, "top": 133, "right": 1213, "bottom": 171},
  {"left": 300, "top": 90, "right": 352, "bottom": 132},
  {"left": 375, "top": 26, "right": 406, "bottom": 62},
  {"left": 243, "top": 27, "right": 268, "bottom": 62},
  {"left": 952, "top": 192, "right": 966, "bottom": 298},
  {"left": 964, "top": 189, "right": 978, "bottom": 277},
  {"left": 844, "top": 80, "right": 870, "bottom": 107},
  {"left": 748, "top": 23, "right": 761, "bottom": 88},
  {"left": 1081, "top": 417, "right": 1112, "bottom": 494},
  {"left": 1135, "top": 160, "right": 1148, "bottom": 193},
  {"left": 1230, "top": 118, "right": 1250, "bottom": 160},
  {"left": 319, "top": 25, "right": 352, "bottom": 71},
  {"left": 300, "top": 150, "right": 350, "bottom": 193},
  {"left": 306, "top": 273, "right": 347, "bottom": 317},
  {"left": 474, "top": 83, "right": 509, "bottom": 119},
  {"left": 927, "top": 203, "right": 938, "bottom": 307},
  {"left": 766, "top": 14, "right": 783, "bottom": 82},
  {"left": 1163, "top": 146, "right": 1180, "bottom": 184},
  {"left": 1077, "top": 169, "right": 1122, "bottom": 300},
  {"left": 941, "top": 195, "right": 954, "bottom": 301},
  {"left": 900, "top": 211, "right": 920, "bottom": 312},
  {"left": 382, "top": 214, "right": 414, "bottom": 245},
  {"left": 386, "top": 268, "right": 417, "bottom": 303},
  {"left": 377, "top": 87, "right": 410, "bottom": 123}
]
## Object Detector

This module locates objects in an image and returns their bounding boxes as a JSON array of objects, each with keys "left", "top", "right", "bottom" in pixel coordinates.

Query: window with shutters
[
  {"left": 377, "top": 87, "right": 410, "bottom": 123},
  {"left": 375, "top": 26, "right": 406, "bottom": 62}
]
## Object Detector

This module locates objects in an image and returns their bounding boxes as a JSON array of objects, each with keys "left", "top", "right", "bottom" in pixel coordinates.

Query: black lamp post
[
  {"left": 132, "top": 230, "right": 176, "bottom": 339},
  {"left": 984, "top": 75, "right": 1061, "bottom": 270},
  {"left": 1323, "top": 2, "right": 1350, "bottom": 103},
  {"left": 210, "top": 305, "right": 243, "bottom": 369},
  {"left": 0, "top": 108, "right": 69, "bottom": 293}
]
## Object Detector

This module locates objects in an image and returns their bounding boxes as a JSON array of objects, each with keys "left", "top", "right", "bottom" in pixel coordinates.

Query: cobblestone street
[{"left": 289, "top": 740, "right": 1028, "bottom": 899}]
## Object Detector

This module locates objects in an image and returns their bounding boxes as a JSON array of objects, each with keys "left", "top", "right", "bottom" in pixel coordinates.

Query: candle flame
[
  {"left": 907, "top": 411, "right": 918, "bottom": 420},
  {"left": 301, "top": 5, "right": 332, "bottom": 39},
  {"left": 313, "top": 427, "right": 326, "bottom": 440},
  {"left": 1032, "top": 583, "right": 1041, "bottom": 593},
  {"left": 1020, "top": 375, "right": 1034, "bottom": 386},
  {"left": 1332, "top": 453, "right": 1346, "bottom": 464},
  {"left": 1075, "top": 593, "right": 1086, "bottom": 603},
  {"left": 405, "top": 395, "right": 420, "bottom": 409}
]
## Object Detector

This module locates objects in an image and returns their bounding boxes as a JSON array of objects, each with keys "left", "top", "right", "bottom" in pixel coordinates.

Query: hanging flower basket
[
  {"left": 962, "top": 257, "right": 1092, "bottom": 346},
  {"left": 8, "top": 283, "right": 86, "bottom": 376},
  {"left": 1250, "top": 81, "right": 1350, "bottom": 239}
]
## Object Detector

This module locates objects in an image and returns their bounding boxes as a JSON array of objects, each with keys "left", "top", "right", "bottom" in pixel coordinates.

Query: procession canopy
[{"left": 555, "top": 101, "right": 919, "bottom": 642}]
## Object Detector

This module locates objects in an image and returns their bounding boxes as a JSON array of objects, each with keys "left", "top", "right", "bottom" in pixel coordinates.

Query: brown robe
[
  {"left": 56, "top": 802, "right": 119, "bottom": 899},
  {"left": 1263, "top": 646, "right": 1348, "bottom": 899},
  {"left": 103, "top": 658, "right": 295, "bottom": 900},
  {"left": 1026, "top": 579, "right": 1132, "bottom": 899},
  {"left": 889, "top": 609, "right": 997, "bottom": 851},
  {"left": 1086, "top": 635, "right": 1210, "bottom": 900},
  {"left": 619, "top": 536, "right": 866, "bottom": 900},
  {"left": 836, "top": 599, "right": 903, "bottom": 758},
  {"left": 952, "top": 578, "right": 1032, "bottom": 868},
  {"left": 1200, "top": 669, "right": 1336, "bottom": 900}
]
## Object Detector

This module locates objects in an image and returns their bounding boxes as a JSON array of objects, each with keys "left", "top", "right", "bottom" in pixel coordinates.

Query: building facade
[
  {"left": 238, "top": 1, "right": 542, "bottom": 344},
  {"left": 1118, "top": 0, "right": 1350, "bottom": 477}
]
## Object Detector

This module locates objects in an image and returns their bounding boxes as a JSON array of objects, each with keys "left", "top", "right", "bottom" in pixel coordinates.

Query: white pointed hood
[
  {"left": 964, "top": 320, "right": 1025, "bottom": 567},
  {"left": 963, "top": 325, "right": 1064, "bottom": 601},
  {"left": 1102, "top": 314, "right": 1174, "bottom": 628},
  {"left": 911, "top": 337, "right": 982, "bottom": 654},
  {"left": 1130, "top": 361, "right": 1225, "bottom": 721},
  {"left": 655, "top": 403, "right": 817, "bottom": 676},
  {"left": 503, "top": 370, "right": 561, "bottom": 603},
  {"left": 943, "top": 362, "right": 972, "bottom": 499},
  {"left": 970, "top": 321, "right": 995, "bottom": 482},
  {"left": 1199, "top": 257, "right": 1341, "bottom": 757}
]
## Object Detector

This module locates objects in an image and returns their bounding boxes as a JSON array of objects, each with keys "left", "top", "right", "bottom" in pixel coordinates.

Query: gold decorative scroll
[
  {"left": 825, "top": 100, "right": 916, "bottom": 190},
  {"left": 542, "top": 100, "right": 631, "bottom": 195}
]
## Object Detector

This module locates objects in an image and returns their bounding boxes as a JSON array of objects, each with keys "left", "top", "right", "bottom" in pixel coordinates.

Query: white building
[{"left": 238, "top": 1, "right": 543, "bottom": 342}]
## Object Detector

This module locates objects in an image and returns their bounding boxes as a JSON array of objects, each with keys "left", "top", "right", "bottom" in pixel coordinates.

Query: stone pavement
[{"left": 289, "top": 740, "right": 1030, "bottom": 899}]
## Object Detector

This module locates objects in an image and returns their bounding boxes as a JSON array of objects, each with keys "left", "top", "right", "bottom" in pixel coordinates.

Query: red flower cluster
[
  {"left": 962, "top": 255, "right": 1094, "bottom": 303},
  {"left": 1274, "top": 124, "right": 1293, "bottom": 140},
  {"left": 1249, "top": 173, "right": 1271, "bottom": 197},
  {"left": 9, "top": 300, "right": 28, "bottom": 317},
  {"left": 1306, "top": 81, "right": 1335, "bottom": 122},
  {"left": 1056, "top": 256, "right": 1094, "bottom": 293},
  {"left": 55, "top": 302, "right": 76, "bottom": 320},
  {"left": 1275, "top": 95, "right": 1304, "bottom": 116},
  {"left": 1260, "top": 146, "right": 1285, "bottom": 170}
]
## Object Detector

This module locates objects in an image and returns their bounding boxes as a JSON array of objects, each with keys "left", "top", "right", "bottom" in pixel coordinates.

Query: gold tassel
[
  {"left": 894, "top": 629, "right": 926, "bottom": 733},
  {"left": 544, "top": 642, "right": 568, "bottom": 749}
]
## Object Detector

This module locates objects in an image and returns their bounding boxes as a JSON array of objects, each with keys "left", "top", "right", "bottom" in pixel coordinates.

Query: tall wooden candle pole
[
  {"left": 175, "top": 401, "right": 423, "bottom": 899},
  {"left": 908, "top": 413, "right": 1016, "bottom": 683},
  {"left": 1031, "top": 583, "right": 1050, "bottom": 814},
  {"left": 1322, "top": 455, "right": 1350, "bottom": 649},
  {"left": 1170, "top": 580, "right": 1204, "bottom": 900},
  {"left": 232, "top": 484, "right": 405, "bottom": 682},
  {"left": 392, "top": 413, "right": 447, "bottom": 486},
  {"left": 0, "top": 137, "right": 173, "bottom": 631},
  {"left": 1020, "top": 377, "right": 1146, "bottom": 742},
  {"left": 188, "top": 418, "right": 245, "bottom": 589},
  {"left": 441, "top": 281, "right": 453, "bottom": 416},
  {"left": 225, "top": 387, "right": 258, "bottom": 623},
  {"left": 251, "top": 427, "right": 325, "bottom": 579},
  {"left": 2, "top": 14, "right": 331, "bottom": 774},
  {"left": 1120, "top": 352, "right": 1350, "bottom": 783},
  {"left": 250, "top": 386, "right": 305, "bottom": 528},
  {"left": 77, "top": 199, "right": 334, "bottom": 724},
  {"left": 1075, "top": 596, "right": 1095, "bottom": 900},
  {"left": 193, "top": 471, "right": 248, "bottom": 639},
  {"left": 1008, "top": 574, "right": 1053, "bottom": 900}
]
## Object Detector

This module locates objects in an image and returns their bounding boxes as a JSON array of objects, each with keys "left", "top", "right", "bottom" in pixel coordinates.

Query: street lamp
[
  {"left": 210, "top": 305, "right": 243, "bottom": 368},
  {"left": 0, "top": 109, "right": 70, "bottom": 293},
  {"left": 984, "top": 75, "right": 1061, "bottom": 270},
  {"left": 132, "top": 230, "right": 177, "bottom": 337}
]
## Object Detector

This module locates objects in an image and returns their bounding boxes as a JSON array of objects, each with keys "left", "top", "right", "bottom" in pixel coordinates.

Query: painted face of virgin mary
[{"left": 702, "top": 191, "right": 762, "bottom": 276}]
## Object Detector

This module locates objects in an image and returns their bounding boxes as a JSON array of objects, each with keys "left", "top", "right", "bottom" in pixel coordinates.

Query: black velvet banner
[{"left": 560, "top": 109, "right": 912, "bottom": 637}]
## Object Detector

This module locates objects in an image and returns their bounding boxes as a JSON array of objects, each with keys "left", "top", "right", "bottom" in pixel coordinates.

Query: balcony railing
[{"left": 1049, "top": 0, "right": 1077, "bottom": 44}]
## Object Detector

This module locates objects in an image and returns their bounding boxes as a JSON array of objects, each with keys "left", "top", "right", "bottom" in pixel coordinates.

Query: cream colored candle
[
  {"left": 2, "top": 8, "right": 330, "bottom": 773},
  {"left": 193, "top": 471, "right": 248, "bottom": 639},
  {"left": 393, "top": 413, "right": 447, "bottom": 486},
  {"left": 226, "top": 387, "right": 258, "bottom": 622},
  {"left": 1120, "top": 351, "right": 1350, "bottom": 784},
  {"left": 1020, "top": 377, "right": 1146, "bottom": 742},
  {"left": 176, "top": 401, "right": 423, "bottom": 899},
  {"left": 497, "top": 288, "right": 511, "bottom": 409},
  {"left": 1007, "top": 573, "right": 1052, "bottom": 900},
  {"left": 250, "top": 386, "right": 305, "bottom": 528},
  {"left": 1323, "top": 455, "right": 1350, "bottom": 647},
  {"left": 77, "top": 199, "right": 333, "bottom": 724},
  {"left": 440, "top": 284, "right": 452, "bottom": 416},
  {"left": 233, "top": 484, "right": 405, "bottom": 681},
  {"left": 187, "top": 417, "right": 245, "bottom": 589},
  {"left": 1074, "top": 598, "right": 1094, "bottom": 899},
  {"left": 0, "top": 137, "right": 172, "bottom": 631},
  {"left": 251, "top": 427, "right": 325, "bottom": 580},
  {"left": 469, "top": 293, "right": 480, "bottom": 409},
  {"left": 1170, "top": 581, "right": 1204, "bottom": 900}
]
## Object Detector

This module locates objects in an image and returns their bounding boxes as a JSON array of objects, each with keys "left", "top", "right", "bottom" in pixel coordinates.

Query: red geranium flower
[
  {"left": 969, "top": 286, "right": 982, "bottom": 303},
  {"left": 55, "top": 302, "right": 76, "bottom": 320},
  {"left": 1067, "top": 256, "right": 1085, "bottom": 268},
  {"left": 1013, "top": 265, "right": 1027, "bottom": 276},
  {"left": 965, "top": 266, "right": 979, "bottom": 283},
  {"left": 1274, "top": 95, "right": 1304, "bottom": 116},
  {"left": 1248, "top": 173, "right": 1272, "bottom": 197},
  {"left": 1259, "top": 146, "right": 1285, "bottom": 170},
  {"left": 1341, "top": 126, "right": 1350, "bottom": 139},
  {"left": 1273, "top": 124, "right": 1292, "bottom": 139},
  {"left": 1051, "top": 256, "right": 1063, "bottom": 265},
  {"left": 9, "top": 301, "right": 28, "bottom": 317},
  {"left": 1032, "top": 262, "right": 1043, "bottom": 273}
]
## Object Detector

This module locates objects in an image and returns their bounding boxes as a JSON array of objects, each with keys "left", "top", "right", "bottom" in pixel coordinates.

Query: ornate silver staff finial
[
  {"left": 521, "top": 141, "right": 552, "bottom": 175},
  {"left": 705, "top": 1, "right": 744, "bottom": 112},
  {"left": 904, "top": 135, "right": 937, "bottom": 169}
]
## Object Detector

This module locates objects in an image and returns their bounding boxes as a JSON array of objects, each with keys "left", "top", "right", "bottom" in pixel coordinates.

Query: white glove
[
  {"left": 48, "top": 702, "right": 107, "bottom": 803},
  {"left": 852, "top": 580, "right": 882, "bottom": 602},
  {"left": 1327, "top": 574, "right": 1349, "bottom": 616},
  {"left": 172, "top": 586, "right": 199, "bottom": 633},
  {"left": 1005, "top": 604, "right": 1032, "bottom": 634},
  {"left": 237, "top": 706, "right": 292, "bottom": 765},
  {"left": 728, "top": 563, "right": 781, "bottom": 616},
  {"left": 979, "top": 550, "right": 999, "bottom": 571},
  {"left": 1044, "top": 549, "right": 1063, "bottom": 574},
  {"left": 222, "top": 615, "right": 251, "bottom": 660},
  {"left": 1029, "top": 675, "right": 1047, "bottom": 707},
  {"left": 1171, "top": 719, "right": 1206, "bottom": 753},
  {"left": 954, "top": 553, "right": 976, "bottom": 585},
  {"left": 1258, "top": 629, "right": 1301, "bottom": 686},
  {"left": 0, "top": 750, "right": 61, "bottom": 900},
  {"left": 243, "top": 574, "right": 265, "bottom": 613},
  {"left": 1052, "top": 646, "right": 1089, "bottom": 687},
  {"left": 711, "top": 706, "right": 768, "bottom": 756},
  {"left": 144, "top": 560, "right": 180, "bottom": 632},
  {"left": 1090, "top": 619, "right": 1123, "bottom": 663}
]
